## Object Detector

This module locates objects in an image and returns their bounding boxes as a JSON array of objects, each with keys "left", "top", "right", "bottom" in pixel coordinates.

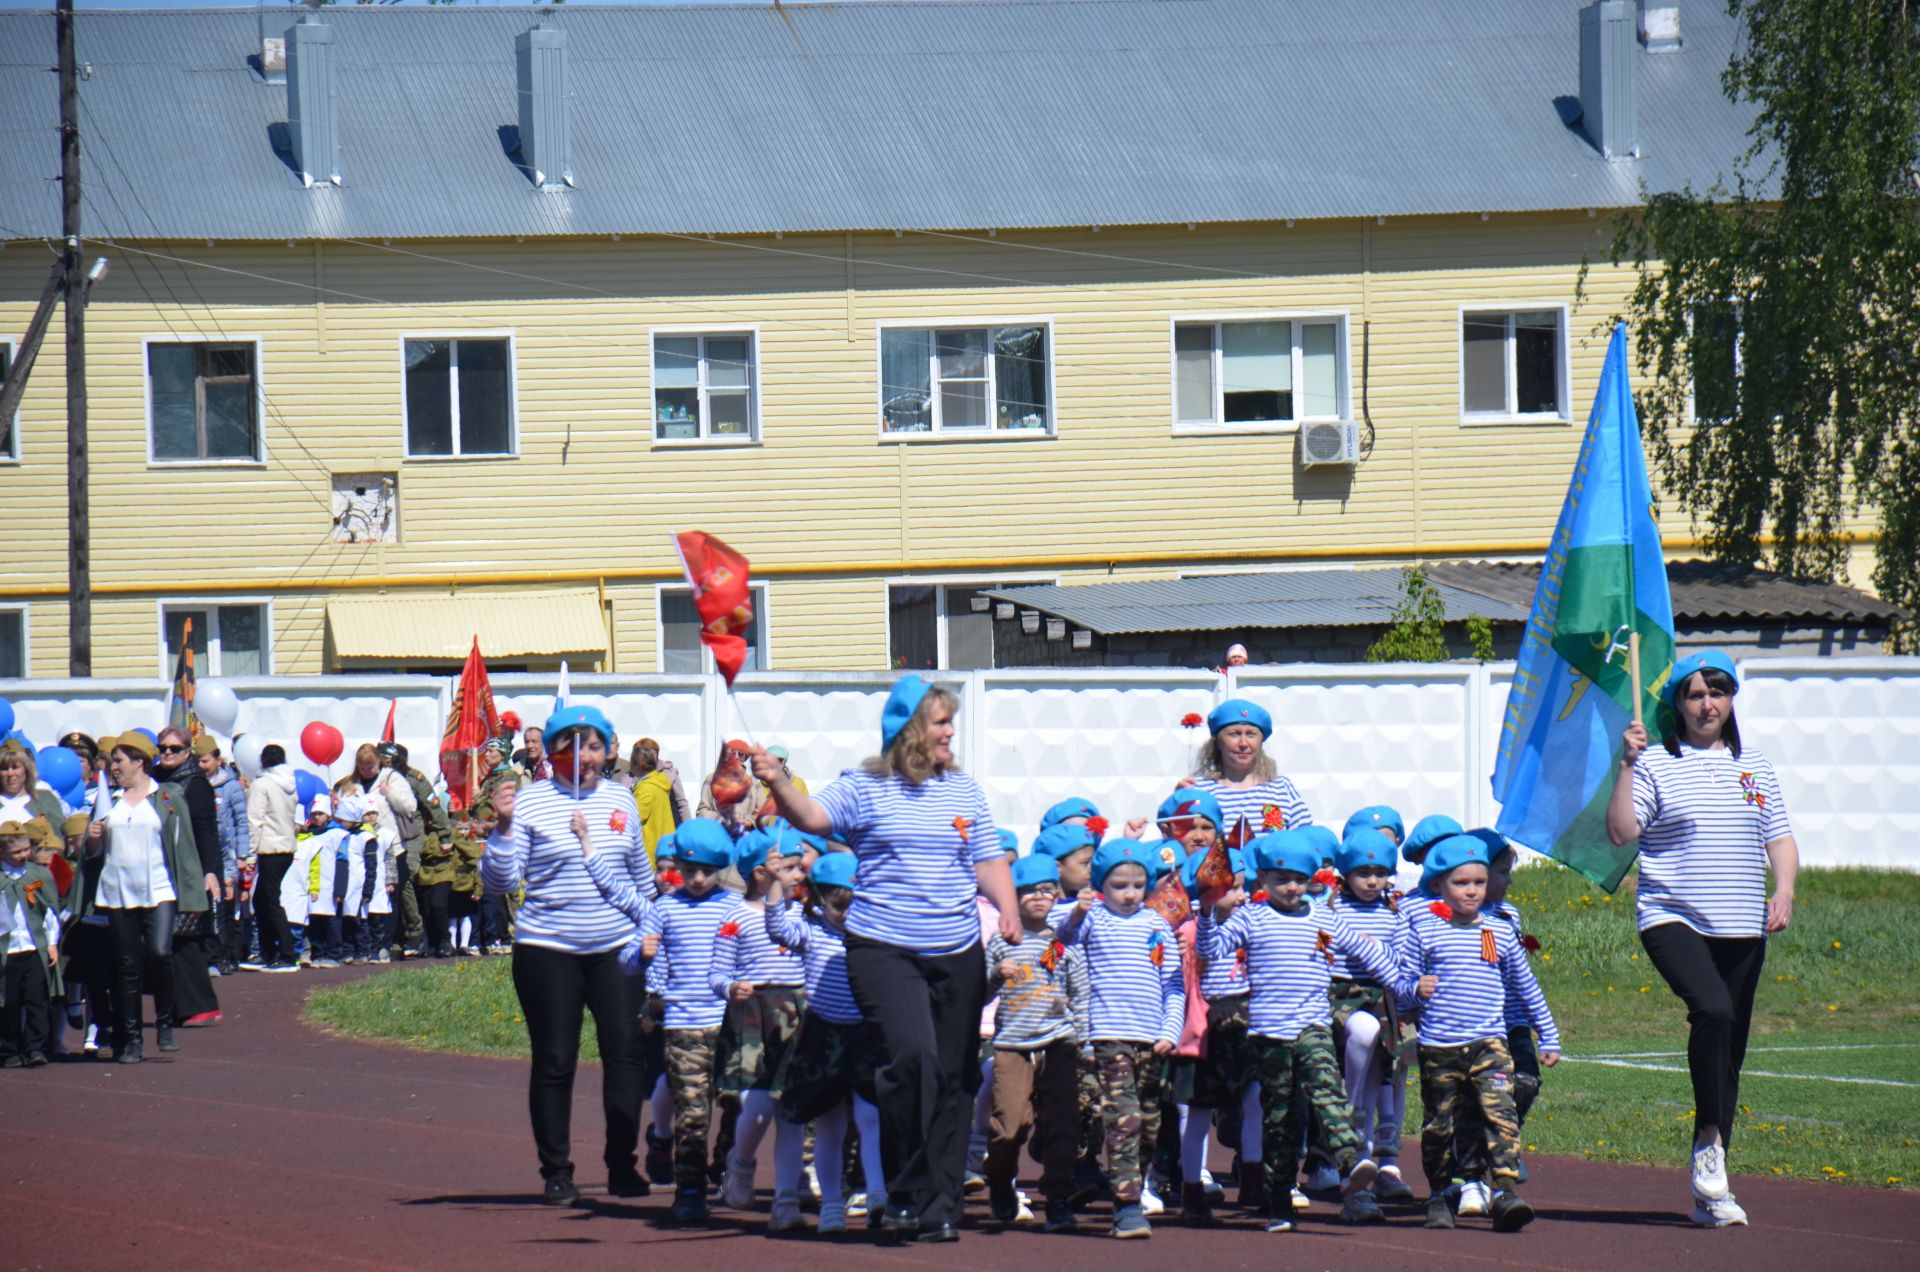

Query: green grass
[{"left": 303, "top": 864, "right": 1920, "bottom": 1189}]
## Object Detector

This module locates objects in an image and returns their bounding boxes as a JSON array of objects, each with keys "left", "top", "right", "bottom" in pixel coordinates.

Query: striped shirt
[
  {"left": 1322, "top": 893, "right": 1401, "bottom": 981},
  {"left": 484, "top": 779, "right": 656, "bottom": 955},
  {"left": 1194, "top": 776, "right": 1315, "bottom": 840},
  {"left": 632, "top": 889, "right": 734, "bottom": 1029},
  {"left": 707, "top": 897, "right": 806, "bottom": 996},
  {"left": 1490, "top": 901, "right": 1538, "bottom": 1030},
  {"left": 1198, "top": 902, "right": 1402, "bottom": 1041},
  {"left": 986, "top": 928, "right": 1087, "bottom": 1049},
  {"left": 1394, "top": 913, "right": 1559, "bottom": 1052},
  {"left": 1053, "top": 903, "right": 1184, "bottom": 1045},
  {"left": 767, "top": 907, "right": 862, "bottom": 1025},
  {"left": 814, "top": 768, "right": 1000, "bottom": 956},
  {"left": 1633, "top": 743, "right": 1791, "bottom": 939}
]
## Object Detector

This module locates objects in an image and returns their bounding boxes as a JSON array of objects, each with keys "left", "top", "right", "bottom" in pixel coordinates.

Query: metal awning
[{"left": 327, "top": 590, "right": 606, "bottom": 661}]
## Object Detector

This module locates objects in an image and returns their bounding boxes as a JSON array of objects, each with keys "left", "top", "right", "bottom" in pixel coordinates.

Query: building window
[
  {"left": 880, "top": 325, "right": 1051, "bottom": 434},
  {"left": 658, "top": 584, "right": 768, "bottom": 674},
  {"left": 1461, "top": 309, "right": 1566, "bottom": 420},
  {"left": 147, "top": 341, "right": 261, "bottom": 462},
  {"left": 653, "top": 333, "right": 757, "bottom": 442},
  {"left": 0, "top": 606, "right": 24, "bottom": 678},
  {"left": 1691, "top": 302, "right": 1742, "bottom": 422},
  {"left": 1174, "top": 318, "right": 1345, "bottom": 428},
  {"left": 0, "top": 342, "right": 16, "bottom": 461},
  {"left": 162, "top": 604, "right": 268, "bottom": 677},
  {"left": 403, "top": 337, "right": 515, "bottom": 456},
  {"left": 887, "top": 582, "right": 1032, "bottom": 670}
]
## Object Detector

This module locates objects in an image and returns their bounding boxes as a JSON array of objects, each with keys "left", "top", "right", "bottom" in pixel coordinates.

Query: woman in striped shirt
[
  {"left": 1187, "top": 699, "right": 1315, "bottom": 840},
  {"left": 485, "top": 705, "right": 658, "bottom": 1209},
  {"left": 749, "top": 675, "right": 1020, "bottom": 1244},
  {"left": 1607, "top": 649, "right": 1799, "bottom": 1229}
]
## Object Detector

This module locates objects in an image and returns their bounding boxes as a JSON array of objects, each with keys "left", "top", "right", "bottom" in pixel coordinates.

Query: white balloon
[
  {"left": 195, "top": 680, "right": 241, "bottom": 735},
  {"left": 233, "top": 732, "right": 268, "bottom": 779}
]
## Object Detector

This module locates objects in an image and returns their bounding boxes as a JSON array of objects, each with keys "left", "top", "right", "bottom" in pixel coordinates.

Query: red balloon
[{"left": 301, "top": 720, "right": 344, "bottom": 768}]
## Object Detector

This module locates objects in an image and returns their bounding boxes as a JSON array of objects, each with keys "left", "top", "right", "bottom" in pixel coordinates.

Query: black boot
[
  {"left": 156, "top": 1024, "right": 179, "bottom": 1053},
  {"left": 1238, "top": 1160, "right": 1269, "bottom": 1211},
  {"left": 1181, "top": 1181, "right": 1214, "bottom": 1225},
  {"left": 543, "top": 1171, "right": 582, "bottom": 1207},
  {"left": 116, "top": 1038, "right": 143, "bottom": 1064},
  {"left": 1425, "top": 1194, "right": 1456, "bottom": 1229},
  {"left": 1489, "top": 1191, "right": 1534, "bottom": 1232}
]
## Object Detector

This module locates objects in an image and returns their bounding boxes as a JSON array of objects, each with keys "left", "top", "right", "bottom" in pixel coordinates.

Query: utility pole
[{"left": 58, "top": 0, "right": 89, "bottom": 677}]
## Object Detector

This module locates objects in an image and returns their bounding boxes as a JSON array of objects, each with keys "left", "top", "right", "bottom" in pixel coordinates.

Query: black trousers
[
  {"left": 105, "top": 903, "right": 176, "bottom": 1043},
  {"left": 844, "top": 935, "right": 987, "bottom": 1227},
  {"left": 510, "top": 942, "right": 645, "bottom": 1180},
  {"left": 1, "top": 951, "right": 50, "bottom": 1057},
  {"left": 171, "top": 931, "right": 222, "bottom": 1021},
  {"left": 1641, "top": 923, "right": 1766, "bottom": 1148},
  {"left": 419, "top": 881, "right": 452, "bottom": 953},
  {"left": 253, "top": 854, "right": 296, "bottom": 966}
]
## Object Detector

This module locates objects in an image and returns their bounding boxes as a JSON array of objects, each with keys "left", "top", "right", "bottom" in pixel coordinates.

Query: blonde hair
[
  {"left": 0, "top": 744, "right": 35, "bottom": 791},
  {"left": 862, "top": 685, "right": 960, "bottom": 785},
  {"left": 1193, "top": 736, "right": 1277, "bottom": 784}
]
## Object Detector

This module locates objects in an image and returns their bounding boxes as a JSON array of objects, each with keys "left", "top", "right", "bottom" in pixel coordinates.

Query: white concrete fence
[{"left": 4, "top": 657, "right": 1916, "bottom": 872}]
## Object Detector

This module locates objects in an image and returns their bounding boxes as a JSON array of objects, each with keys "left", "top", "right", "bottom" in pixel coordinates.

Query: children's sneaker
[
  {"left": 1043, "top": 1199, "right": 1078, "bottom": 1233},
  {"left": 24, "top": 1051, "right": 48, "bottom": 1068},
  {"left": 1303, "top": 1161, "right": 1341, "bottom": 1192},
  {"left": 1340, "top": 1190, "right": 1385, "bottom": 1225},
  {"left": 645, "top": 1131, "right": 674, "bottom": 1185},
  {"left": 964, "top": 1170, "right": 987, "bottom": 1195},
  {"left": 375, "top": 949, "right": 392, "bottom": 964},
  {"left": 1200, "top": 1167, "right": 1226, "bottom": 1202},
  {"left": 768, "top": 1193, "right": 805, "bottom": 1233},
  {"left": 82, "top": 1024, "right": 100, "bottom": 1055},
  {"left": 1424, "top": 1195, "right": 1456, "bottom": 1229},
  {"left": 1110, "top": 1203, "right": 1151, "bottom": 1239},
  {"left": 1488, "top": 1190, "right": 1535, "bottom": 1232},
  {"left": 1691, "top": 1192, "right": 1749, "bottom": 1228},
  {"left": 1015, "top": 1191, "right": 1035, "bottom": 1224},
  {"left": 1374, "top": 1163, "right": 1415, "bottom": 1203},
  {"left": 671, "top": 1186, "right": 710, "bottom": 1225},
  {"left": 722, "top": 1150, "right": 757, "bottom": 1209},
  {"left": 312, "top": 958, "right": 340, "bottom": 969},
  {"left": 543, "top": 1172, "right": 581, "bottom": 1207},
  {"left": 1342, "top": 1158, "right": 1379, "bottom": 1195},
  {"left": 989, "top": 1180, "right": 1018, "bottom": 1222},
  {"left": 844, "top": 1192, "right": 868, "bottom": 1220},
  {"left": 1265, "top": 1211, "right": 1295, "bottom": 1234},
  {"left": 264, "top": 961, "right": 299, "bottom": 973},
  {"left": 1289, "top": 1186, "right": 1311, "bottom": 1212},
  {"left": 818, "top": 1200, "right": 848, "bottom": 1234},
  {"left": 1691, "top": 1143, "right": 1730, "bottom": 1201},
  {"left": 239, "top": 959, "right": 266, "bottom": 972},
  {"left": 1456, "top": 1180, "right": 1491, "bottom": 1217},
  {"left": 1140, "top": 1181, "right": 1165, "bottom": 1216}
]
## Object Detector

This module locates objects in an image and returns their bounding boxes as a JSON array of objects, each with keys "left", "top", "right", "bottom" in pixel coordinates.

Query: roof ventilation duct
[
  {"left": 1578, "top": 0, "right": 1640, "bottom": 160},
  {"left": 515, "top": 24, "right": 573, "bottom": 189},
  {"left": 1637, "top": 1, "right": 1682, "bottom": 53},
  {"left": 286, "top": 16, "right": 340, "bottom": 188}
]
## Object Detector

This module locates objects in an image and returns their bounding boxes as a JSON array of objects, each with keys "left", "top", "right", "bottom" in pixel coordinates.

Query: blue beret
[
  {"left": 1248, "top": 829, "right": 1319, "bottom": 878},
  {"left": 807, "top": 851, "right": 857, "bottom": 892},
  {"left": 1156, "top": 789, "right": 1224, "bottom": 833},
  {"left": 733, "top": 828, "right": 773, "bottom": 873},
  {"left": 673, "top": 819, "right": 734, "bottom": 869},
  {"left": 543, "top": 704, "right": 613, "bottom": 749},
  {"left": 772, "top": 826, "right": 811, "bottom": 860},
  {"left": 1143, "top": 838, "right": 1182, "bottom": 882},
  {"left": 997, "top": 828, "right": 1020, "bottom": 857},
  {"left": 1040, "top": 798, "right": 1102, "bottom": 835},
  {"left": 1090, "top": 840, "right": 1155, "bottom": 889},
  {"left": 1402, "top": 814, "right": 1464, "bottom": 864},
  {"left": 1011, "top": 855, "right": 1060, "bottom": 890},
  {"left": 1298, "top": 824, "right": 1339, "bottom": 865},
  {"left": 654, "top": 832, "right": 678, "bottom": 861},
  {"left": 1669, "top": 649, "right": 1739, "bottom": 700},
  {"left": 1466, "top": 827, "right": 1512, "bottom": 860},
  {"left": 881, "top": 675, "right": 934, "bottom": 751},
  {"left": 1207, "top": 698, "right": 1273, "bottom": 740},
  {"left": 1420, "top": 833, "right": 1492, "bottom": 891},
  {"left": 1342, "top": 805, "right": 1405, "bottom": 844},
  {"left": 799, "top": 831, "right": 829, "bottom": 855},
  {"left": 1179, "top": 845, "right": 1244, "bottom": 892},
  {"left": 1336, "top": 828, "right": 1399, "bottom": 877},
  {"left": 1034, "top": 823, "right": 1098, "bottom": 861}
]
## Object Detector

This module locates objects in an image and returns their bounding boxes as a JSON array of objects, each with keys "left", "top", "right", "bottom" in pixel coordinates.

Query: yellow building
[{"left": 0, "top": 2, "right": 1869, "bottom": 679}]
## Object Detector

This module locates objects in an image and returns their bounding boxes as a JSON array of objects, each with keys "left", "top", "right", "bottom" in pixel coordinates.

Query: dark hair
[
  {"left": 389, "top": 743, "right": 410, "bottom": 766},
  {"left": 260, "top": 744, "right": 287, "bottom": 767},
  {"left": 1663, "top": 667, "right": 1741, "bottom": 758}
]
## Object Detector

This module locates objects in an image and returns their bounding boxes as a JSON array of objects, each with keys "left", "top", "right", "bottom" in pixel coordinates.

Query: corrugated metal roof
[
  {"left": 0, "top": 1, "right": 1763, "bottom": 241},
  {"left": 983, "top": 569, "right": 1532, "bottom": 635},
  {"left": 1425, "top": 560, "right": 1905, "bottom": 626},
  {"left": 327, "top": 590, "right": 607, "bottom": 660}
]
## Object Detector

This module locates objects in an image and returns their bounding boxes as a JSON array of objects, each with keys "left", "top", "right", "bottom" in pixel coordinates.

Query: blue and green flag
[{"left": 1492, "top": 323, "right": 1675, "bottom": 891}]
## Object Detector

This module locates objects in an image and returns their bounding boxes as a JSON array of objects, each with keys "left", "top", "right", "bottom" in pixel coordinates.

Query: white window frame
[
  {"left": 155, "top": 598, "right": 274, "bottom": 678},
  {"left": 648, "top": 325, "right": 761, "bottom": 446},
  {"left": 1456, "top": 303, "right": 1571, "bottom": 425},
  {"left": 0, "top": 339, "right": 18, "bottom": 464},
  {"left": 1167, "top": 310, "right": 1352, "bottom": 436},
  {"left": 141, "top": 335, "right": 269, "bottom": 466},
  {"left": 0, "top": 603, "right": 27, "bottom": 678},
  {"left": 881, "top": 572, "right": 1060, "bottom": 670},
  {"left": 654, "top": 582, "right": 772, "bottom": 674},
  {"left": 874, "top": 317, "right": 1057, "bottom": 440},
  {"left": 1687, "top": 301, "right": 1744, "bottom": 425},
  {"left": 398, "top": 331, "right": 519, "bottom": 459}
]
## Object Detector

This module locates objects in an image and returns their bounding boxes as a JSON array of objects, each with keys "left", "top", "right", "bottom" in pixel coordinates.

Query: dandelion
[
  {"left": 1890, "top": 1176, "right": 1905, "bottom": 1185},
  {"left": 1832, "top": 941, "right": 1843, "bottom": 950},
  {"left": 1827, "top": 1003, "right": 1840, "bottom": 1012},
  {"left": 1639, "top": 985, "right": 1651, "bottom": 993}
]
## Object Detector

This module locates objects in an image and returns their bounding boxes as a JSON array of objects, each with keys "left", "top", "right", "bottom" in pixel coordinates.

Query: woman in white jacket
[{"left": 246, "top": 747, "right": 300, "bottom": 971}]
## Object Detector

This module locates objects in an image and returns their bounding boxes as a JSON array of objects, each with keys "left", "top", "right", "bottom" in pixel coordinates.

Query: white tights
[
  {"left": 1341, "top": 1012, "right": 1405, "bottom": 1159},
  {"left": 738, "top": 1088, "right": 806, "bottom": 1197},
  {"left": 813, "top": 1095, "right": 886, "bottom": 1207},
  {"left": 1178, "top": 1084, "right": 1263, "bottom": 1182}
]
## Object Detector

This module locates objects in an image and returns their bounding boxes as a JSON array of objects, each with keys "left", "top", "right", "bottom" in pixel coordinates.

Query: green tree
[
  {"left": 1610, "top": 1, "right": 1920, "bottom": 649},
  {"left": 1366, "top": 568, "right": 1449, "bottom": 663}
]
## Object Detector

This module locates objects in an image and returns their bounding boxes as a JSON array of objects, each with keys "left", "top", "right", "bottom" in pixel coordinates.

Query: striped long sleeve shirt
[
  {"left": 1197, "top": 901, "right": 1406, "bottom": 1042},
  {"left": 1321, "top": 893, "right": 1401, "bottom": 982},
  {"left": 1393, "top": 913, "right": 1560, "bottom": 1052},
  {"left": 1194, "top": 776, "right": 1315, "bottom": 839},
  {"left": 484, "top": 780, "right": 656, "bottom": 955},
  {"left": 766, "top": 906, "right": 861, "bottom": 1024},
  {"left": 985, "top": 928, "right": 1086, "bottom": 1050},
  {"left": 708, "top": 897, "right": 807, "bottom": 997},
  {"left": 1053, "top": 903, "right": 1184, "bottom": 1045},
  {"left": 632, "top": 889, "right": 734, "bottom": 1030}
]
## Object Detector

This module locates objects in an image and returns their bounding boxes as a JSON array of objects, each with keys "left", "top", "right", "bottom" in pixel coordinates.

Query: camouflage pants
[
  {"left": 1093, "top": 1041, "right": 1166, "bottom": 1205},
  {"left": 1418, "top": 1037, "right": 1521, "bottom": 1192},
  {"left": 1452, "top": 1028, "right": 1540, "bottom": 1181},
  {"left": 666, "top": 1026, "right": 721, "bottom": 1190},
  {"left": 719, "top": 985, "right": 808, "bottom": 1092},
  {"left": 1077, "top": 1049, "right": 1104, "bottom": 1162},
  {"left": 1251, "top": 1026, "right": 1360, "bottom": 1198}
]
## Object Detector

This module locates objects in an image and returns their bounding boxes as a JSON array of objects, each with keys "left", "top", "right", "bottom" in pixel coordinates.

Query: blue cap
[
  {"left": 1342, "top": 805, "right": 1405, "bottom": 844},
  {"left": 1156, "top": 789, "right": 1224, "bottom": 834},
  {"left": 808, "top": 851, "right": 857, "bottom": 892},
  {"left": 1040, "top": 798, "right": 1101, "bottom": 834},
  {"left": 799, "top": 831, "right": 829, "bottom": 855},
  {"left": 1336, "top": 828, "right": 1399, "bottom": 877},
  {"left": 1179, "top": 845, "right": 1244, "bottom": 892},
  {"left": 1402, "top": 814, "right": 1464, "bottom": 864},
  {"left": 654, "top": 832, "right": 678, "bottom": 861},
  {"left": 543, "top": 704, "right": 614, "bottom": 749},
  {"left": 772, "top": 826, "right": 810, "bottom": 860},
  {"left": 1248, "top": 829, "right": 1319, "bottom": 878},
  {"left": 997, "top": 828, "right": 1020, "bottom": 857},
  {"left": 1207, "top": 698, "right": 1273, "bottom": 740},
  {"left": 733, "top": 827, "right": 773, "bottom": 873},
  {"left": 1299, "top": 824, "right": 1339, "bottom": 866},
  {"left": 881, "top": 675, "right": 934, "bottom": 751},
  {"left": 1466, "top": 827, "right": 1512, "bottom": 860},
  {"left": 1143, "top": 838, "right": 1182, "bottom": 882},
  {"left": 1420, "top": 832, "right": 1492, "bottom": 891},
  {"left": 1669, "top": 649, "right": 1739, "bottom": 700},
  {"left": 1011, "top": 855, "right": 1061, "bottom": 890},
  {"left": 674, "top": 819, "right": 734, "bottom": 869},
  {"left": 1034, "top": 823, "right": 1098, "bottom": 862},
  {"left": 1090, "top": 840, "right": 1155, "bottom": 889}
]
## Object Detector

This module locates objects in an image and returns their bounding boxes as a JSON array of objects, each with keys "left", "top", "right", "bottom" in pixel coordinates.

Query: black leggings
[
  {"left": 1641, "top": 923, "right": 1766, "bottom": 1148},
  {"left": 418, "top": 880, "right": 452, "bottom": 953},
  {"left": 253, "top": 854, "right": 295, "bottom": 966},
  {"left": 105, "top": 903, "right": 177, "bottom": 1042},
  {"left": 844, "top": 935, "right": 987, "bottom": 1227},
  {"left": 510, "top": 943, "right": 645, "bottom": 1180}
]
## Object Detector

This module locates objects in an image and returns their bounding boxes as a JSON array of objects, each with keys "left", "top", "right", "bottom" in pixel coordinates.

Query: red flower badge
[
  {"left": 1520, "top": 934, "right": 1542, "bottom": 953},
  {"left": 952, "top": 816, "right": 972, "bottom": 842},
  {"left": 1085, "top": 816, "right": 1110, "bottom": 839},
  {"left": 609, "top": 810, "right": 629, "bottom": 833},
  {"left": 1180, "top": 712, "right": 1205, "bottom": 729},
  {"left": 659, "top": 869, "right": 685, "bottom": 890},
  {"left": 718, "top": 921, "right": 741, "bottom": 939},
  {"left": 1251, "top": 890, "right": 1270, "bottom": 905},
  {"left": 1428, "top": 900, "right": 1453, "bottom": 921},
  {"left": 1262, "top": 805, "right": 1287, "bottom": 831},
  {"left": 1312, "top": 867, "right": 1339, "bottom": 887}
]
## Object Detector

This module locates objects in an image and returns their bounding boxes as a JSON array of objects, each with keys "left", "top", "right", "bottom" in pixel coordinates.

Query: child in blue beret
[{"left": 1034, "top": 823, "right": 1098, "bottom": 896}]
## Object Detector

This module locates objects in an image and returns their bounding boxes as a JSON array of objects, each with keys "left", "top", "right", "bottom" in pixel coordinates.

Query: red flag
[
  {"left": 1194, "top": 840, "right": 1235, "bottom": 904},
  {"left": 1223, "top": 814, "right": 1255, "bottom": 851},
  {"left": 673, "top": 531, "right": 754, "bottom": 688},
  {"left": 439, "top": 638, "right": 500, "bottom": 812},
  {"left": 380, "top": 699, "right": 397, "bottom": 745},
  {"left": 1147, "top": 869, "right": 1191, "bottom": 930}
]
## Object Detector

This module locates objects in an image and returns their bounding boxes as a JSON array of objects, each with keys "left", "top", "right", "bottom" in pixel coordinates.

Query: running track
[{"left": 11, "top": 967, "right": 1918, "bottom": 1272}]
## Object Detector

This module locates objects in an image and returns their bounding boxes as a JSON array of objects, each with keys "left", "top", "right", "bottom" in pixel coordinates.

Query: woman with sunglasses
[{"left": 153, "top": 726, "right": 227, "bottom": 1027}]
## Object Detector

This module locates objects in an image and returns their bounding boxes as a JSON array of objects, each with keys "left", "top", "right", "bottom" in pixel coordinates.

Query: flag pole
[{"left": 1629, "top": 631, "right": 1643, "bottom": 727}]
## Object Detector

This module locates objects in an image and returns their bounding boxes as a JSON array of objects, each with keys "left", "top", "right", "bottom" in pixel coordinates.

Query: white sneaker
[
  {"left": 1456, "top": 1181, "right": 1491, "bottom": 1217},
  {"left": 1303, "top": 1162, "right": 1341, "bottom": 1192},
  {"left": 817, "top": 1200, "right": 847, "bottom": 1234},
  {"left": 1691, "top": 1143, "right": 1730, "bottom": 1201},
  {"left": 844, "top": 1191, "right": 868, "bottom": 1219},
  {"left": 1015, "top": 1189, "right": 1035, "bottom": 1224},
  {"left": 1691, "top": 1192, "right": 1748, "bottom": 1228},
  {"left": 1140, "top": 1182, "right": 1165, "bottom": 1216},
  {"left": 1200, "top": 1168, "right": 1226, "bottom": 1202},
  {"left": 1290, "top": 1186, "right": 1311, "bottom": 1212},
  {"left": 768, "top": 1193, "right": 805, "bottom": 1233},
  {"left": 722, "top": 1150, "right": 757, "bottom": 1210}
]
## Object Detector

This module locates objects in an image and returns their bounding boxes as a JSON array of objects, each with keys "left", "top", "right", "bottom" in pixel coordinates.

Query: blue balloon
[
  {"left": 132, "top": 727, "right": 159, "bottom": 746},
  {"left": 0, "top": 697, "right": 13, "bottom": 735},
  {"left": 35, "top": 745, "right": 83, "bottom": 793},
  {"left": 58, "top": 781, "right": 86, "bottom": 812},
  {"left": 293, "top": 769, "right": 329, "bottom": 811}
]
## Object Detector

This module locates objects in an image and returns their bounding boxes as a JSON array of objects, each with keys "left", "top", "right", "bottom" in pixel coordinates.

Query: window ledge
[
  {"left": 147, "top": 458, "right": 268, "bottom": 469},
  {"left": 878, "top": 429, "right": 1055, "bottom": 444},
  {"left": 1458, "top": 414, "right": 1570, "bottom": 428},
  {"left": 1172, "top": 421, "right": 1311, "bottom": 438},
  {"left": 402, "top": 452, "right": 521, "bottom": 463},
  {"left": 651, "top": 436, "right": 762, "bottom": 449}
]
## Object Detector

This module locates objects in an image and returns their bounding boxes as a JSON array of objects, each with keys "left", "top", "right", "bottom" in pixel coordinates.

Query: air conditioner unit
[{"left": 1297, "top": 420, "right": 1361, "bottom": 467}]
